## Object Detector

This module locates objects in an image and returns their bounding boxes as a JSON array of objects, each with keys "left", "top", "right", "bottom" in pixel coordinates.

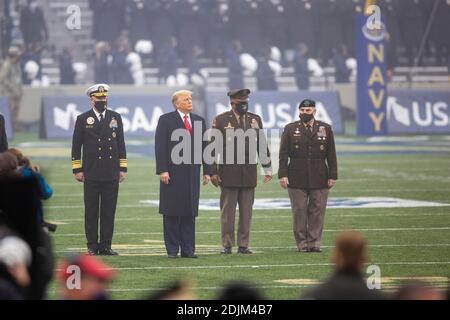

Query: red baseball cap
[{"left": 58, "top": 255, "right": 116, "bottom": 282}]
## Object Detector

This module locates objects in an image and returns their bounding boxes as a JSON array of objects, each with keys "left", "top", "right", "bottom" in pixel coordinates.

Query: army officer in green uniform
[
  {"left": 211, "top": 89, "right": 272, "bottom": 254},
  {"left": 278, "top": 99, "right": 337, "bottom": 253}
]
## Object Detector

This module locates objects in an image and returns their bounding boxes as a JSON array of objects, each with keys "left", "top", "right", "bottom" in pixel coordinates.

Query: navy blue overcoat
[{"left": 155, "top": 111, "right": 210, "bottom": 217}]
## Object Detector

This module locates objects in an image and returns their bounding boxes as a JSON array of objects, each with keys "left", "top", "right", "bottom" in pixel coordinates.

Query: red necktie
[{"left": 184, "top": 114, "right": 192, "bottom": 135}]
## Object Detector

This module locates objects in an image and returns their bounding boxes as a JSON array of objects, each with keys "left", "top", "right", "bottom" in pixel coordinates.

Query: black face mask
[
  {"left": 235, "top": 102, "right": 248, "bottom": 115},
  {"left": 94, "top": 100, "right": 107, "bottom": 113},
  {"left": 300, "top": 113, "right": 314, "bottom": 123}
]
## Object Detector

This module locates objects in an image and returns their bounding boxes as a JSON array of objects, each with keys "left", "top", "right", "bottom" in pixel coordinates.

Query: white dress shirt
[
  {"left": 178, "top": 110, "right": 191, "bottom": 127},
  {"left": 93, "top": 108, "right": 106, "bottom": 122}
]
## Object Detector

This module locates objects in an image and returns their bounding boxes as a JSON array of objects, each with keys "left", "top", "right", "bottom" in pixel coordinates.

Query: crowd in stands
[{"left": 1, "top": 0, "right": 450, "bottom": 88}]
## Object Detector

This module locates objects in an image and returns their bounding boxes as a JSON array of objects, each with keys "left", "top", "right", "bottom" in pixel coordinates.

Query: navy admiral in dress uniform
[
  {"left": 211, "top": 89, "right": 272, "bottom": 254},
  {"left": 278, "top": 99, "right": 337, "bottom": 253},
  {"left": 71, "top": 84, "right": 127, "bottom": 256}
]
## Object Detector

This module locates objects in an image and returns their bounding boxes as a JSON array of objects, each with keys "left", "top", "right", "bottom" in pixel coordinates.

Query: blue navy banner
[
  {"left": 356, "top": 11, "right": 388, "bottom": 136},
  {"left": 206, "top": 91, "right": 344, "bottom": 134},
  {"left": 0, "top": 97, "right": 13, "bottom": 139},
  {"left": 387, "top": 90, "right": 450, "bottom": 134},
  {"left": 40, "top": 95, "right": 174, "bottom": 138}
]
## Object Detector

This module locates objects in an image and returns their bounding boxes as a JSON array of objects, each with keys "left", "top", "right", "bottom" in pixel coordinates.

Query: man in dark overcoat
[{"left": 155, "top": 90, "right": 211, "bottom": 259}]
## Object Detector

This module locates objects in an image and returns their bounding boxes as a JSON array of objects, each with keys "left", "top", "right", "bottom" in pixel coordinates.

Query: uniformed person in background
[
  {"left": 72, "top": 84, "right": 127, "bottom": 256},
  {"left": 278, "top": 99, "right": 337, "bottom": 253},
  {"left": 211, "top": 88, "right": 272, "bottom": 254}
]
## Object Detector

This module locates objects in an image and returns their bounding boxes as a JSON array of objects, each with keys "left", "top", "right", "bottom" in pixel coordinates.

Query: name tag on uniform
[{"left": 86, "top": 125, "right": 94, "bottom": 129}]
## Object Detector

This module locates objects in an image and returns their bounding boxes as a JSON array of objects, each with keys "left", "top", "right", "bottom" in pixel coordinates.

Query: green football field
[{"left": 9, "top": 133, "right": 450, "bottom": 299}]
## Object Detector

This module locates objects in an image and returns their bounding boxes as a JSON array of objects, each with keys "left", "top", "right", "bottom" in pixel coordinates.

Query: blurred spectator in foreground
[
  {"left": 59, "top": 48, "right": 76, "bottom": 85},
  {"left": 293, "top": 43, "right": 310, "bottom": 90},
  {"left": 7, "top": 148, "right": 54, "bottom": 230},
  {"left": 217, "top": 281, "right": 264, "bottom": 300},
  {"left": 0, "top": 115, "right": 8, "bottom": 152},
  {"left": 392, "top": 281, "right": 446, "bottom": 300},
  {"left": 301, "top": 231, "right": 386, "bottom": 300},
  {"left": 0, "top": 46, "right": 22, "bottom": 131},
  {"left": 19, "top": 0, "right": 48, "bottom": 47},
  {"left": 148, "top": 278, "right": 196, "bottom": 300},
  {"left": 0, "top": 152, "right": 19, "bottom": 178},
  {"left": 0, "top": 163, "right": 54, "bottom": 299},
  {"left": 58, "top": 254, "right": 116, "bottom": 300},
  {"left": 333, "top": 45, "right": 351, "bottom": 84},
  {"left": 0, "top": 232, "right": 33, "bottom": 300}
]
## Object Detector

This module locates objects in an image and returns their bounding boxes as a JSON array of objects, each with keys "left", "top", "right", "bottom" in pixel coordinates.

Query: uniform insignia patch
[
  {"left": 109, "top": 119, "right": 118, "bottom": 128},
  {"left": 294, "top": 128, "right": 301, "bottom": 136},
  {"left": 87, "top": 117, "right": 95, "bottom": 125},
  {"left": 250, "top": 118, "right": 259, "bottom": 129},
  {"left": 225, "top": 122, "right": 234, "bottom": 129}
]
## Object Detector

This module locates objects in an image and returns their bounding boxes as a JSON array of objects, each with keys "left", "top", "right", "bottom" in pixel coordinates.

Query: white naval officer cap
[{"left": 86, "top": 83, "right": 110, "bottom": 97}]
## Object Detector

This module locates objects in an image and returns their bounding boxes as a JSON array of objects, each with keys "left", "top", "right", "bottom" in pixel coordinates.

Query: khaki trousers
[
  {"left": 220, "top": 187, "right": 255, "bottom": 248},
  {"left": 9, "top": 95, "right": 21, "bottom": 127},
  {"left": 287, "top": 188, "right": 329, "bottom": 250}
]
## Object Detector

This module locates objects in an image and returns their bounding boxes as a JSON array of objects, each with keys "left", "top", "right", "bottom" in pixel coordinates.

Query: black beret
[
  {"left": 227, "top": 88, "right": 251, "bottom": 99},
  {"left": 299, "top": 99, "right": 316, "bottom": 108}
]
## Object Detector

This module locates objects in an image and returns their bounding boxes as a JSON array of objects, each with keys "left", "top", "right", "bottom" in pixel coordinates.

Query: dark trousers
[
  {"left": 84, "top": 179, "right": 119, "bottom": 251},
  {"left": 163, "top": 216, "right": 196, "bottom": 256}
]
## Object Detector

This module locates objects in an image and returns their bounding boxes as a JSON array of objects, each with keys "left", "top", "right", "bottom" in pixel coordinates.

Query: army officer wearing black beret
[
  {"left": 278, "top": 99, "right": 337, "bottom": 253},
  {"left": 71, "top": 84, "right": 127, "bottom": 256}
]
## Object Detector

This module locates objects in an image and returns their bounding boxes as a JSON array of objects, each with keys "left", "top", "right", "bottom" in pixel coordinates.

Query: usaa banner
[
  {"left": 206, "top": 91, "right": 343, "bottom": 134},
  {"left": 0, "top": 97, "right": 13, "bottom": 139},
  {"left": 40, "top": 95, "right": 173, "bottom": 138},
  {"left": 387, "top": 90, "right": 450, "bottom": 134},
  {"left": 356, "top": 1, "right": 387, "bottom": 136}
]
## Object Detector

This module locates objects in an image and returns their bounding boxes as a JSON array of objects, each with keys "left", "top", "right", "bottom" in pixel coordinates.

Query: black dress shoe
[
  {"left": 237, "top": 247, "right": 253, "bottom": 254},
  {"left": 86, "top": 249, "right": 98, "bottom": 256},
  {"left": 181, "top": 253, "right": 198, "bottom": 258},
  {"left": 309, "top": 247, "right": 322, "bottom": 253},
  {"left": 298, "top": 247, "right": 309, "bottom": 253},
  {"left": 220, "top": 247, "right": 232, "bottom": 254},
  {"left": 98, "top": 248, "right": 119, "bottom": 256},
  {"left": 168, "top": 254, "right": 178, "bottom": 259}
]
